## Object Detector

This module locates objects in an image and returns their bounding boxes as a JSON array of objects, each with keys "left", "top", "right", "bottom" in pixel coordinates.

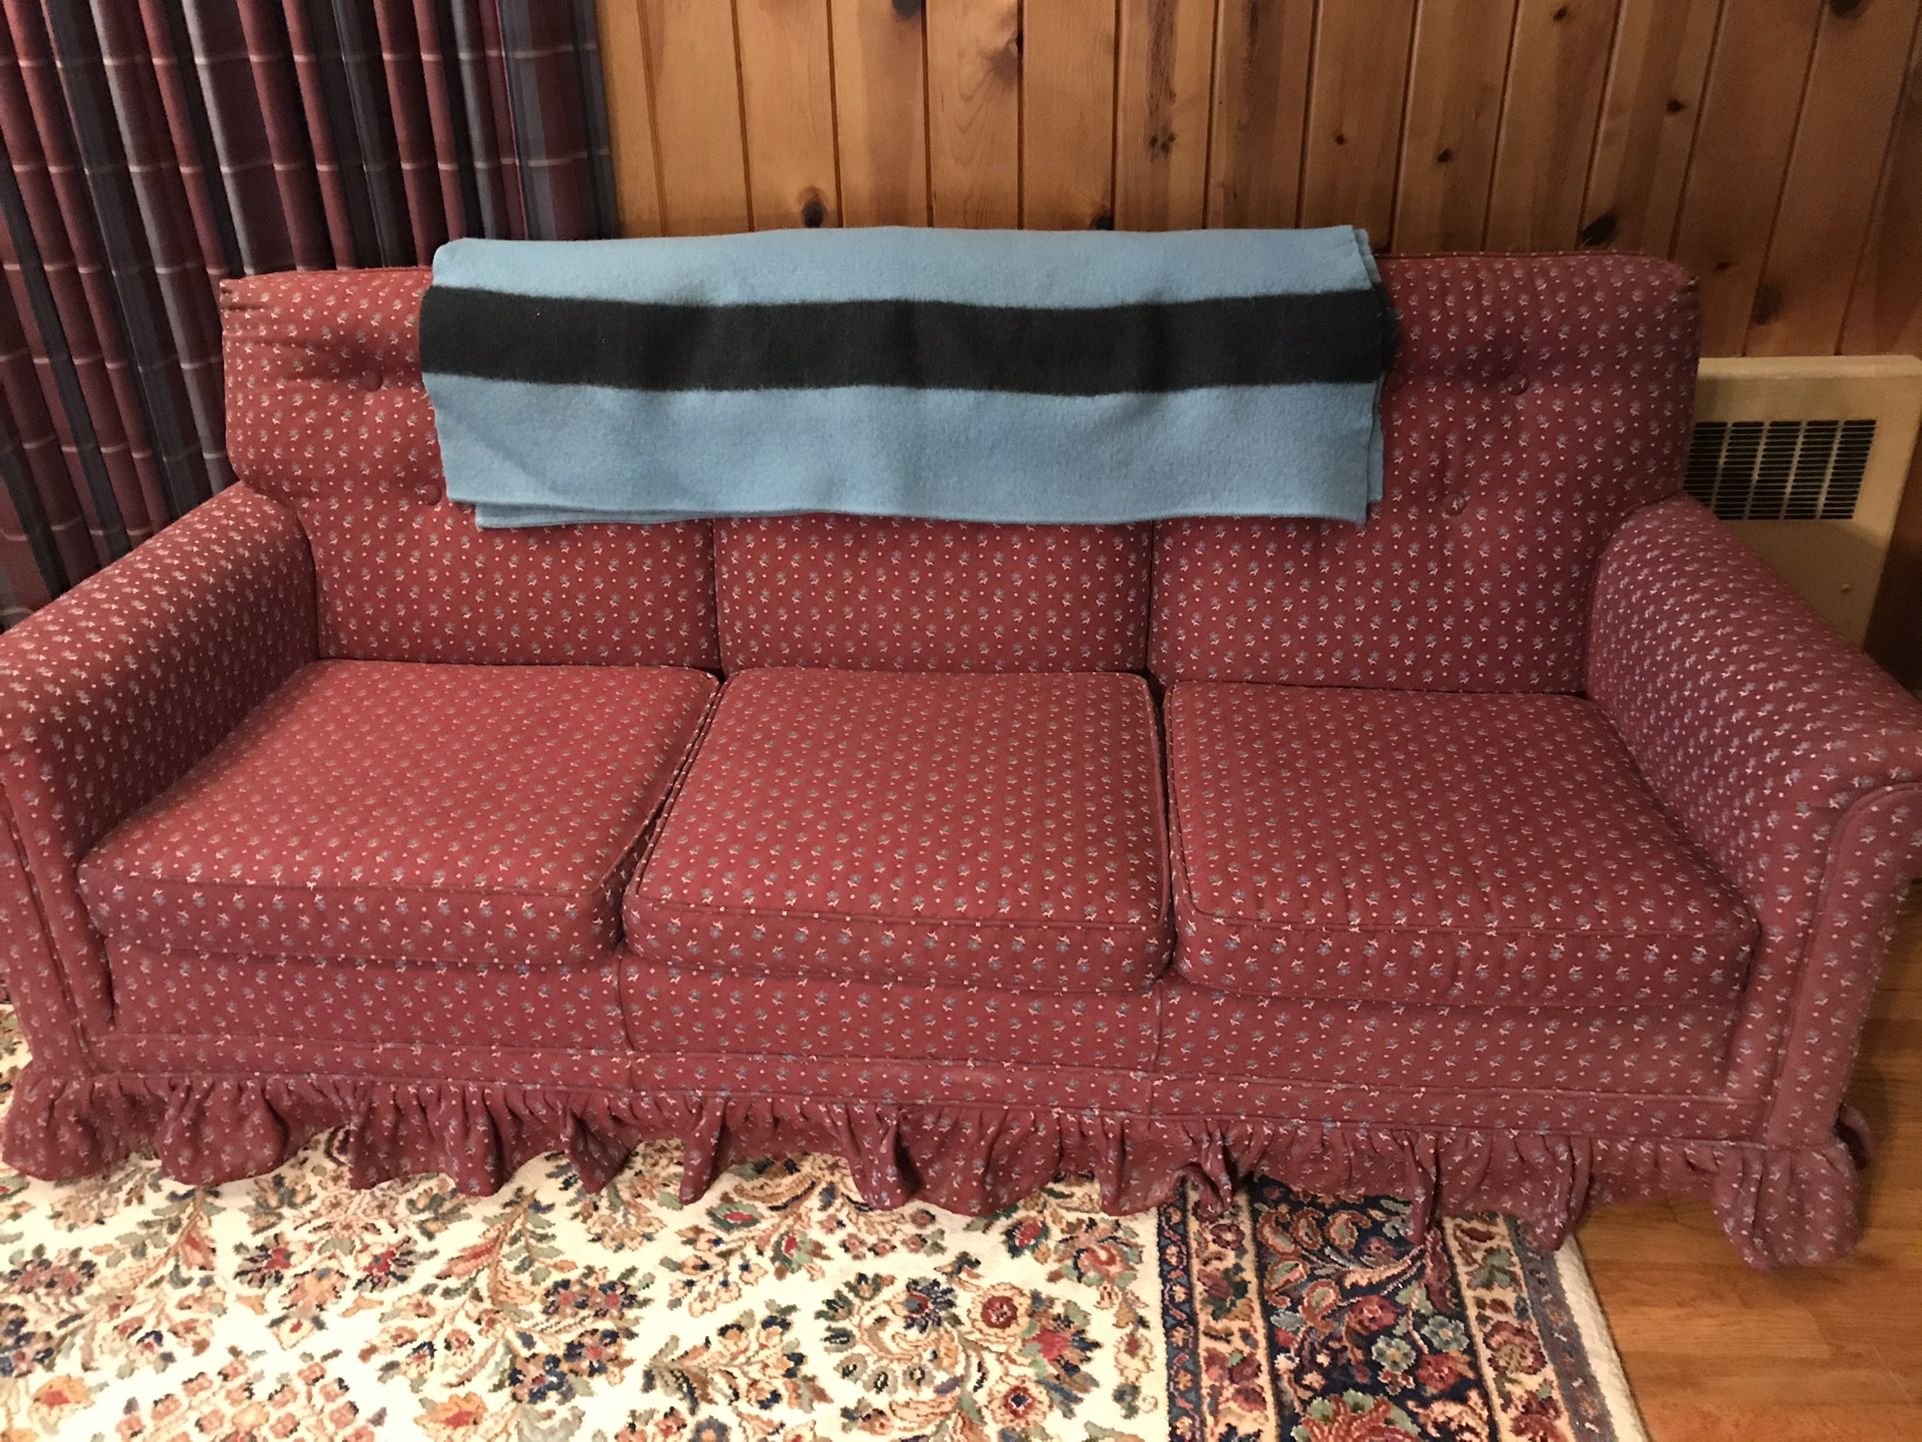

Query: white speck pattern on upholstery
[
  {"left": 1586, "top": 495, "right": 1922, "bottom": 1139},
  {"left": 220, "top": 268, "right": 719, "bottom": 667},
  {"left": 1165, "top": 684, "right": 1755, "bottom": 1008},
  {"left": 716, "top": 514, "right": 1152, "bottom": 672},
  {"left": 626, "top": 669, "right": 1171, "bottom": 992},
  {"left": 3, "top": 254, "right": 1919, "bottom": 1272},
  {"left": 80, "top": 662, "right": 714, "bottom": 965},
  {"left": 1150, "top": 253, "right": 1700, "bottom": 692},
  {"left": 0, "top": 484, "right": 316, "bottom": 1053}
]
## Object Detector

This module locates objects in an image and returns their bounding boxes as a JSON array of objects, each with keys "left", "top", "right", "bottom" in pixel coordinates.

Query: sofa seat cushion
[
  {"left": 625, "top": 669, "right": 1171, "bottom": 990},
  {"left": 79, "top": 661, "right": 716, "bottom": 964},
  {"left": 1165, "top": 684, "right": 1756, "bottom": 1008}
]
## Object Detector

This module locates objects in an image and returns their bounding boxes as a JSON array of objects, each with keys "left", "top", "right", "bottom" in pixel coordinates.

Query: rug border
[{"left": 1552, "top": 1237, "right": 1651, "bottom": 1442}]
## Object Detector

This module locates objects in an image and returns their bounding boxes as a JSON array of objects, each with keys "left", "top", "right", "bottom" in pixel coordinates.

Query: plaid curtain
[{"left": 0, "top": 0, "right": 615, "bottom": 627}]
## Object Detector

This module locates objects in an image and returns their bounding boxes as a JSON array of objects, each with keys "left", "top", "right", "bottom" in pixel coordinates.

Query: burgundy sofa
[{"left": 3, "top": 253, "right": 1919, "bottom": 1269}]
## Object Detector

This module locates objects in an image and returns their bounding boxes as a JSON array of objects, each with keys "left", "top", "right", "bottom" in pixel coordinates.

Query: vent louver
[
  {"left": 1688, "top": 355, "right": 1922, "bottom": 647},
  {"left": 1683, "top": 417, "right": 1876, "bottom": 522}
]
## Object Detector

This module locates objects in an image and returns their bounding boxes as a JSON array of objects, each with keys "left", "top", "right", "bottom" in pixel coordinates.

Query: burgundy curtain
[{"left": 0, "top": 1, "right": 615, "bottom": 626}]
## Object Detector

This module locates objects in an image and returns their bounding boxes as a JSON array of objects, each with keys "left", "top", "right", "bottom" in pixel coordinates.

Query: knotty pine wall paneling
[
  {"left": 927, "top": 0, "right": 1022, "bottom": 226},
  {"left": 1484, "top": 0, "right": 1617, "bottom": 251},
  {"left": 1579, "top": 0, "right": 1720, "bottom": 255},
  {"left": 829, "top": 0, "right": 930, "bottom": 225},
  {"left": 593, "top": 0, "right": 1922, "bottom": 675},
  {"left": 1296, "top": 0, "right": 1416, "bottom": 240},
  {"left": 1112, "top": 0, "right": 1217, "bottom": 229},
  {"left": 1022, "top": 0, "right": 1117, "bottom": 227},
  {"left": 1206, "top": 0, "right": 1313, "bottom": 227},
  {"left": 736, "top": 0, "right": 842, "bottom": 227},
  {"left": 594, "top": 0, "right": 1918, "bottom": 359},
  {"left": 1393, "top": 0, "right": 1515, "bottom": 253}
]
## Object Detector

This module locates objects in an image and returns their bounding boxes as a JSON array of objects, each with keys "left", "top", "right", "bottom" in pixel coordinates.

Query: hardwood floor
[{"left": 1579, "top": 889, "right": 1922, "bottom": 1441}]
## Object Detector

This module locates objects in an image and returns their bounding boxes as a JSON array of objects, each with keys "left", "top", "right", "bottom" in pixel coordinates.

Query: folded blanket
[{"left": 421, "top": 227, "right": 1394, "bottom": 528}]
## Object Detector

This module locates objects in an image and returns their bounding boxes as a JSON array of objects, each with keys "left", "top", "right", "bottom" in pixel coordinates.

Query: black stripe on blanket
[{"left": 420, "top": 287, "right": 1394, "bottom": 395}]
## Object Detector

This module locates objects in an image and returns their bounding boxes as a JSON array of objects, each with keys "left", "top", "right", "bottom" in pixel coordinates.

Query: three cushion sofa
[{"left": 3, "top": 253, "right": 1919, "bottom": 1269}]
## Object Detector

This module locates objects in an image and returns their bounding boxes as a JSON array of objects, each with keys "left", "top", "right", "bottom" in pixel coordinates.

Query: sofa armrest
[
  {"left": 1587, "top": 496, "right": 1922, "bottom": 1142},
  {"left": 0, "top": 485, "right": 315, "bottom": 1065}
]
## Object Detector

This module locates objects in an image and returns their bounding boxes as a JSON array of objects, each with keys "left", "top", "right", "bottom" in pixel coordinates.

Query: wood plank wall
[
  {"left": 596, "top": 0, "right": 1922, "bottom": 359},
  {"left": 596, "top": 0, "right": 1922, "bottom": 674}
]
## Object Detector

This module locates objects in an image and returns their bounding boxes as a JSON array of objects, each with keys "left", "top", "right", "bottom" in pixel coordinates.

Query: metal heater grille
[{"left": 1683, "top": 417, "right": 1876, "bottom": 522}]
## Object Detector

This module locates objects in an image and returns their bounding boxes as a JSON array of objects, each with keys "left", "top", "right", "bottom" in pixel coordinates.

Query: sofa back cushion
[
  {"left": 221, "top": 269, "right": 719, "bottom": 667},
  {"left": 716, "top": 515, "right": 1151, "bottom": 672},
  {"left": 1150, "top": 253, "right": 1700, "bottom": 692}
]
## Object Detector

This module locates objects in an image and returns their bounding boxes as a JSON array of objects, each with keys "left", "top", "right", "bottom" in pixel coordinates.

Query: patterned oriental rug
[{"left": 0, "top": 1009, "right": 1645, "bottom": 1442}]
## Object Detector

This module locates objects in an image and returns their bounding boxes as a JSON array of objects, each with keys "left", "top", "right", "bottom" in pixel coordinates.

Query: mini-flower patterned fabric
[
  {"left": 1149, "top": 253, "right": 1700, "bottom": 692},
  {"left": 79, "top": 661, "right": 715, "bottom": 966},
  {"left": 1164, "top": 684, "right": 1756, "bottom": 1008},
  {"left": 220, "top": 269, "right": 720, "bottom": 668},
  {"left": 1587, "top": 496, "right": 1922, "bottom": 1138},
  {"left": 1154, "top": 984, "right": 1743, "bottom": 1100},
  {"left": 108, "top": 950, "right": 631, "bottom": 1050},
  {"left": 619, "top": 961, "right": 1162, "bottom": 1068},
  {"left": 715, "top": 515, "right": 1152, "bottom": 671},
  {"left": 625, "top": 668, "right": 1171, "bottom": 991},
  {"left": 4, "top": 253, "right": 1921, "bottom": 1276},
  {"left": 0, "top": 484, "right": 317, "bottom": 1059}
]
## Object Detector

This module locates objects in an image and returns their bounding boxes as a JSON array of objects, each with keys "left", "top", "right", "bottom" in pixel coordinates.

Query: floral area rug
[{"left": 0, "top": 1010, "right": 1644, "bottom": 1441}]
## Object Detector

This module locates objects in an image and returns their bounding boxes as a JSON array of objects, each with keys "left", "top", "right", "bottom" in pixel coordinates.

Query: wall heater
[{"left": 1687, "top": 355, "right": 1922, "bottom": 646}]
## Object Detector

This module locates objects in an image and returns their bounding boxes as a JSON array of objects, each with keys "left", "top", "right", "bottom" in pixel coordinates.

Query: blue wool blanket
[{"left": 420, "top": 227, "right": 1394, "bottom": 528}]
